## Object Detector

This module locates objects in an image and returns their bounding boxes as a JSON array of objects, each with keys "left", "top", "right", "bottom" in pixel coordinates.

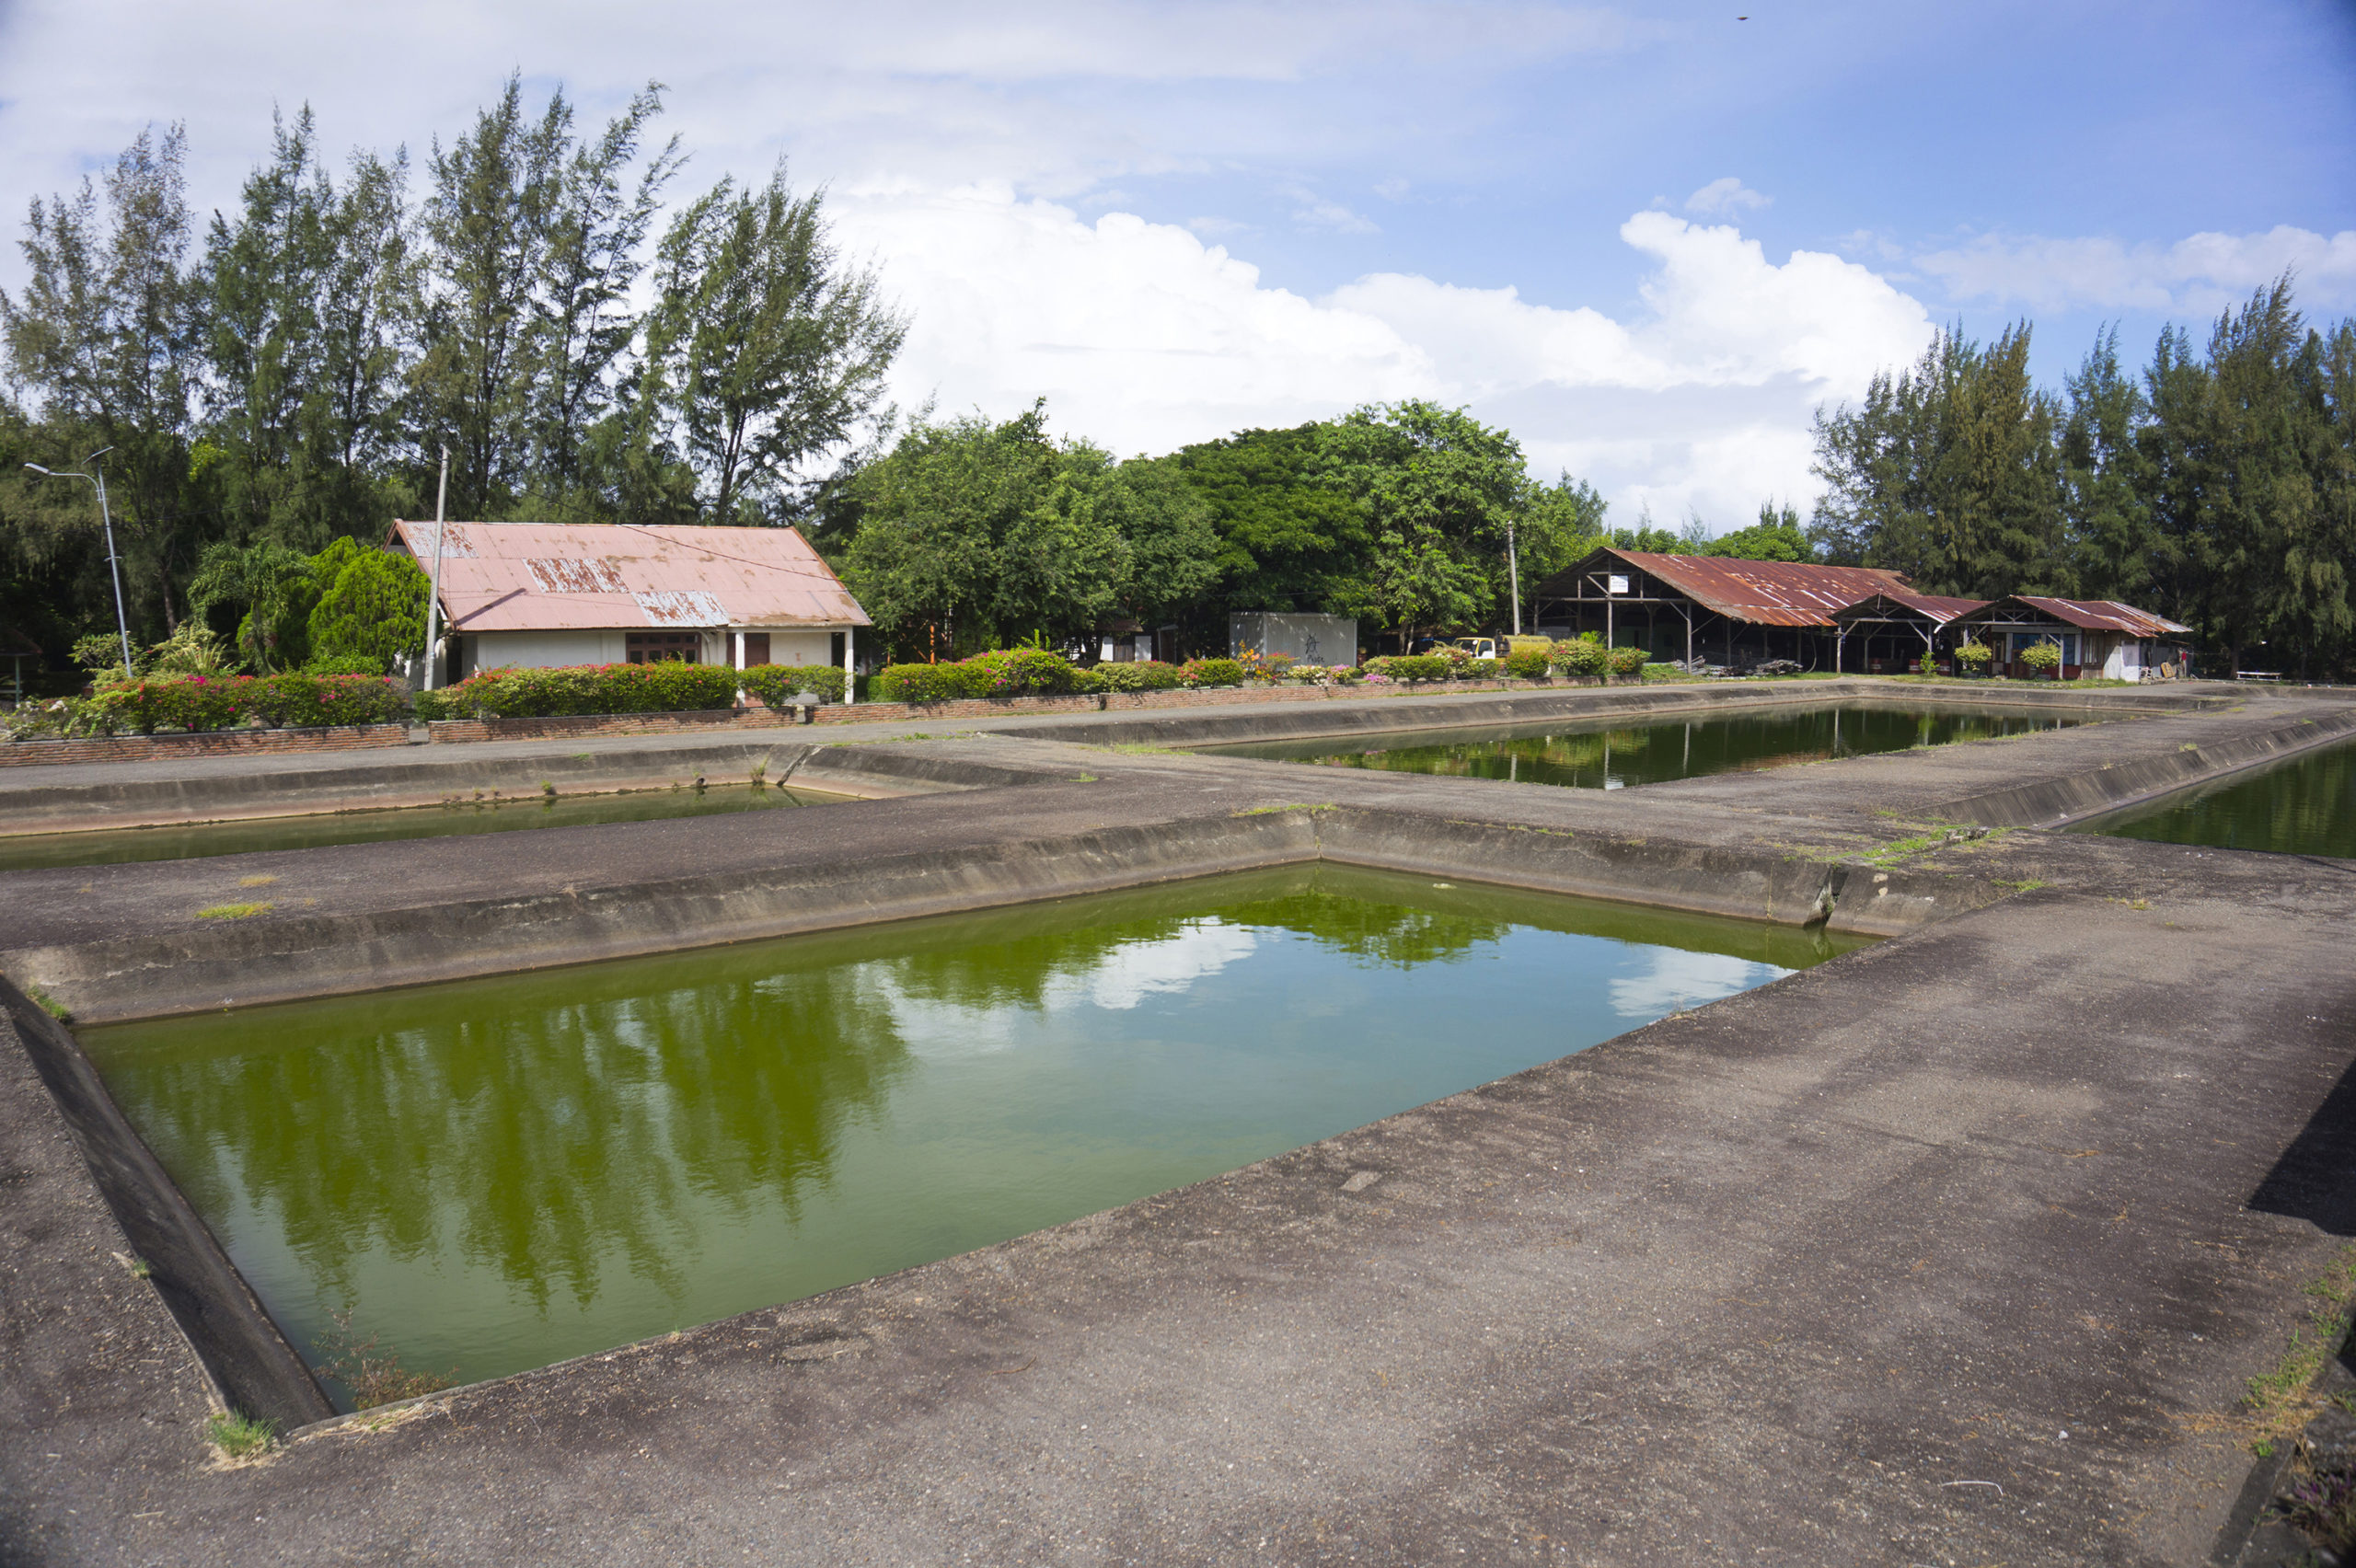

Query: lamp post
[{"left": 24, "top": 448, "right": 133, "bottom": 676}]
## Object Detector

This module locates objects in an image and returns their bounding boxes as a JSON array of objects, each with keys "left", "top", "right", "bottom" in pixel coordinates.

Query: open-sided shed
[
  {"left": 1829, "top": 590, "right": 1989, "bottom": 674},
  {"left": 1529, "top": 548, "right": 1912, "bottom": 670},
  {"left": 1950, "top": 595, "right": 2194, "bottom": 681}
]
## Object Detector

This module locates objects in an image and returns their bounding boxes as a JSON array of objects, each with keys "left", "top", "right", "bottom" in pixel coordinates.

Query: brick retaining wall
[
  {"left": 0, "top": 723, "right": 411, "bottom": 768},
  {"left": 807, "top": 676, "right": 1608, "bottom": 725},
  {"left": 3, "top": 678, "right": 1619, "bottom": 767}
]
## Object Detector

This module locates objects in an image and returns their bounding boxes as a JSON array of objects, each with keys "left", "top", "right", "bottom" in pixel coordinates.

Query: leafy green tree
[
  {"left": 650, "top": 165, "right": 906, "bottom": 524},
  {"left": 2059, "top": 325, "right": 2154, "bottom": 603},
  {"left": 1703, "top": 502, "right": 1811, "bottom": 562},
  {"left": 1169, "top": 424, "right": 1370, "bottom": 615},
  {"left": 1510, "top": 473, "right": 1609, "bottom": 625},
  {"left": 1098, "top": 457, "right": 1221, "bottom": 626},
  {"left": 1809, "top": 323, "right": 2066, "bottom": 598},
  {"left": 839, "top": 405, "right": 1127, "bottom": 658},
  {"left": 2, "top": 124, "right": 209, "bottom": 635},
  {"left": 306, "top": 543, "right": 427, "bottom": 671},
  {"left": 1317, "top": 400, "right": 1524, "bottom": 649},
  {"left": 419, "top": 75, "right": 568, "bottom": 519},
  {"left": 187, "top": 536, "right": 320, "bottom": 670}
]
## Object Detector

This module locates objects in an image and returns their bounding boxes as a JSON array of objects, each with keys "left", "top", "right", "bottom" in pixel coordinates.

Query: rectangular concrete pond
[
  {"left": 1200, "top": 702, "right": 2100, "bottom": 789},
  {"left": 0, "top": 781, "right": 853, "bottom": 870},
  {"left": 2071, "top": 734, "right": 2356, "bottom": 858},
  {"left": 76, "top": 863, "right": 1865, "bottom": 1411}
]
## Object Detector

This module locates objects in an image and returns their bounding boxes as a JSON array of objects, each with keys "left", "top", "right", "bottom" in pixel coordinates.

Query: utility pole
[
  {"left": 24, "top": 448, "right": 131, "bottom": 675},
  {"left": 1506, "top": 520, "right": 1521, "bottom": 637},
  {"left": 422, "top": 446, "right": 450, "bottom": 688}
]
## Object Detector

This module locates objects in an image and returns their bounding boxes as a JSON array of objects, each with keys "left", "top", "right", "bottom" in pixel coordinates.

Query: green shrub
[
  {"left": 1606, "top": 645, "right": 1646, "bottom": 676},
  {"left": 1954, "top": 640, "right": 1993, "bottom": 669},
  {"left": 436, "top": 663, "right": 740, "bottom": 718},
  {"left": 1503, "top": 645, "right": 1553, "bottom": 679},
  {"left": 2019, "top": 641, "right": 2062, "bottom": 673},
  {"left": 253, "top": 674, "right": 409, "bottom": 728},
  {"left": 1640, "top": 662, "right": 1682, "bottom": 681},
  {"left": 307, "top": 548, "right": 428, "bottom": 672},
  {"left": 872, "top": 662, "right": 990, "bottom": 702},
  {"left": 1464, "top": 657, "right": 1499, "bottom": 680},
  {"left": 1552, "top": 636, "right": 1610, "bottom": 677},
  {"left": 741, "top": 663, "right": 848, "bottom": 707},
  {"left": 1363, "top": 654, "right": 1452, "bottom": 683},
  {"left": 1098, "top": 660, "right": 1186, "bottom": 692},
  {"left": 964, "top": 648, "right": 1089, "bottom": 695},
  {"left": 1182, "top": 657, "right": 1246, "bottom": 687}
]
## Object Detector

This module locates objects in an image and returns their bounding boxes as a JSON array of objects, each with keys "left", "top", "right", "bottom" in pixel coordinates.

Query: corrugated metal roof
[
  {"left": 387, "top": 521, "right": 870, "bottom": 633},
  {"left": 2004, "top": 595, "right": 2193, "bottom": 637},
  {"left": 1831, "top": 590, "right": 1989, "bottom": 625},
  {"left": 1542, "top": 549, "right": 1914, "bottom": 628}
]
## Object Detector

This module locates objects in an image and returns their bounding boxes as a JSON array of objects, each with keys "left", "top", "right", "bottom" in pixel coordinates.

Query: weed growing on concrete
[
  {"left": 1992, "top": 878, "right": 2050, "bottom": 893},
  {"left": 542, "top": 780, "right": 557, "bottom": 797},
  {"left": 1074, "top": 773, "right": 1098, "bottom": 782},
  {"left": 1231, "top": 802, "right": 1334, "bottom": 817},
  {"left": 313, "top": 1309, "right": 456, "bottom": 1410},
  {"left": 237, "top": 873, "right": 278, "bottom": 888},
  {"left": 2233, "top": 1247, "right": 2356, "bottom": 1452},
  {"left": 117, "top": 1251, "right": 152, "bottom": 1278},
  {"left": 206, "top": 1410, "right": 277, "bottom": 1459},
  {"left": 195, "top": 902, "right": 274, "bottom": 920},
  {"left": 2110, "top": 897, "right": 2152, "bottom": 911},
  {"left": 2181, "top": 742, "right": 2201, "bottom": 752},
  {"left": 24, "top": 986, "right": 70, "bottom": 1022}
]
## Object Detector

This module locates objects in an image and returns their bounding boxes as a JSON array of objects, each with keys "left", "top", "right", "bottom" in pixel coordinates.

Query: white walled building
[{"left": 387, "top": 520, "right": 870, "bottom": 693}]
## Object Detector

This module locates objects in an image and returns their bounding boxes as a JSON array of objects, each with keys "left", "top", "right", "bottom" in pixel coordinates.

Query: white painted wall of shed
[{"left": 461, "top": 629, "right": 624, "bottom": 675}]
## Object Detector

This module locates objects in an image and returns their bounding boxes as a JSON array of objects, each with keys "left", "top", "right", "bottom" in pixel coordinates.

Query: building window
[
  {"left": 627, "top": 631, "right": 699, "bottom": 664},
  {"left": 741, "top": 633, "right": 770, "bottom": 667}
]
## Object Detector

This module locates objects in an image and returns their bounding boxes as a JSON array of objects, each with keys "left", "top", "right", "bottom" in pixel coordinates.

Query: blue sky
[{"left": 1, "top": 0, "right": 2350, "bottom": 530}]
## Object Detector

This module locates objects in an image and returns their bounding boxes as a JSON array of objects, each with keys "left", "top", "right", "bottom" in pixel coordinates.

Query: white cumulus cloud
[
  {"left": 1684, "top": 177, "right": 1770, "bottom": 215},
  {"left": 837, "top": 183, "right": 1935, "bottom": 525},
  {"left": 1915, "top": 225, "right": 2356, "bottom": 314}
]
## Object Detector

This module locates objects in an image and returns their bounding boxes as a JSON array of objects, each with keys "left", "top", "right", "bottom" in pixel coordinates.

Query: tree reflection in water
[
  {"left": 85, "top": 864, "right": 1866, "bottom": 1403},
  {"left": 1220, "top": 704, "right": 2094, "bottom": 790}
]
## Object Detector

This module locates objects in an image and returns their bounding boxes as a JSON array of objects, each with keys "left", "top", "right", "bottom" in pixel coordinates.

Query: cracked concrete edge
[
  {"left": 1935, "top": 705, "right": 2356, "bottom": 827},
  {"left": 6, "top": 801, "right": 1988, "bottom": 1029},
  {"left": 0, "top": 980, "right": 333, "bottom": 1430}
]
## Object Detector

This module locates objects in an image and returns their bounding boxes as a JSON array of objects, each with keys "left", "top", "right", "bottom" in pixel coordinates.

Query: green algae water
[
  {"left": 1206, "top": 703, "right": 2096, "bottom": 789},
  {"left": 80, "top": 865, "right": 1863, "bottom": 1409},
  {"left": 0, "top": 782, "right": 848, "bottom": 871},
  {"left": 2074, "top": 737, "right": 2356, "bottom": 858}
]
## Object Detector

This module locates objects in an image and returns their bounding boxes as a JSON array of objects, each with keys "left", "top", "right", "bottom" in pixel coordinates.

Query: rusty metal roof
[
  {"left": 1541, "top": 548, "right": 1914, "bottom": 628},
  {"left": 1959, "top": 594, "right": 2191, "bottom": 637},
  {"left": 1831, "top": 590, "right": 1988, "bottom": 626},
  {"left": 2007, "top": 595, "right": 2192, "bottom": 637},
  {"left": 387, "top": 521, "right": 869, "bottom": 633}
]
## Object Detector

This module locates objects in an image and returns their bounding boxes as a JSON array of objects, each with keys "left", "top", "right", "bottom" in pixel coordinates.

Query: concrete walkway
[{"left": 4, "top": 684, "right": 2355, "bottom": 1565}]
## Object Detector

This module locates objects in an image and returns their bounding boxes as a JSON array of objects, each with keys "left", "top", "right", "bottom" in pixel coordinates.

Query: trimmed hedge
[
  {"left": 422, "top": 663, "right": 740, "bottom": 720},
  {"left": 1098, "top": 660, "right": 1187, "bottom": 692},
  {"left": 77, "top": 673, "right": 409, "bottom": 734},
  {"left": 1503, "top": 645, "right": 1553, "bottom": 679},
  {"left": 741, "top": 663, "right": 848, "bottom": 707}
]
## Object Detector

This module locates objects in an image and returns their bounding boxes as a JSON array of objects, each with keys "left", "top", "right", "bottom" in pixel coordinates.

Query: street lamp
[{"left": 24, "top": 448, "right": 133, "bottom": 677}]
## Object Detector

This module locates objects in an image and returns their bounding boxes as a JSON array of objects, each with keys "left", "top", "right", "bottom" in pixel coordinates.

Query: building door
[{"left": 742, "top": 633, "right": 771, "bottom": 667}]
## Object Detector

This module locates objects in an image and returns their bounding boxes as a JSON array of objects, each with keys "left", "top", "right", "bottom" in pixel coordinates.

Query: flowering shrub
[
  {"left": 1097, "top": 660, "right": 1188, "bottom": 692},
  {"left": 1552, "top": 636, "right": 1611, "bottom": 678},
  {"left": 426, "top": 663, "right": 739, "bottom": 719},
  {"left": 25, "top": 672, "right": 411, "bottom": 736},
  {"left": 741, "top": 663, "right": 848, "bottom": 707},
  {"left": 1503, "top": 645, "right": 1553, "bottom": 679},
  {"left": 1607, "top": 645, "right": 1647, "bottom": 677},
  {"left": 1268, "top": 663, "right": 1363, "bottom": 686},
  {"left": 962, "top": 648, "right": 1092, "bottom": 696},
  {"left": 1181, "top": 657, "right": 1247, "bottom": 687}
]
